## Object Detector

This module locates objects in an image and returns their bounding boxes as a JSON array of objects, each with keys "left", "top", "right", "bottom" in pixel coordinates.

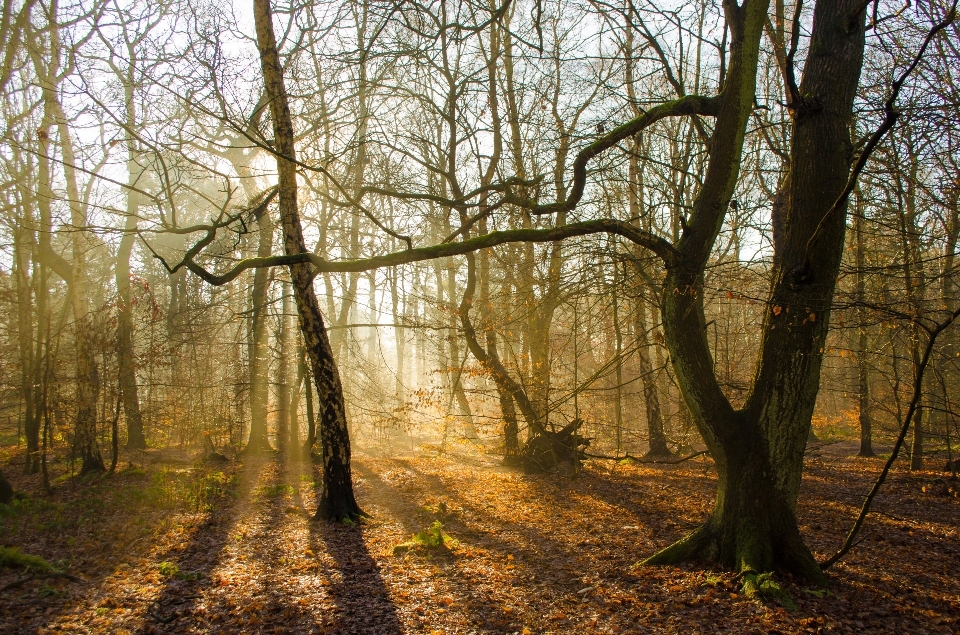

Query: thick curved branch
[
  {"left": 169, "top": 218, "right": 679, "bottom": 286},
  {"left": 516, "top": 95, "right": 719, "bottom": 216},
  {"left": 458, "top": 251, "right": 543, "bottom": 433}
]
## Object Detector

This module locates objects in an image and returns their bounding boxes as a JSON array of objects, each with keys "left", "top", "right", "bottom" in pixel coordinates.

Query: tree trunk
[
  {"left": 854, "top": 206, "right": 874, "bottom": 457},
  {"left": 253, "top": 0, "right": 362, "bottom": 520},
  {"left": 446, "top": 258, "right": 476, "bottom": 439},
  {"left": 647, "top": 0, "right": 866, "bottom": 589},
  {"left": 276, "top": 280, "right": 293, "bottom": 453},
  {"left": 13, "top": 223, "right": 41, "bottom": 473},
  {"left": 117, "top": 65, "right": 146, "bottom": 450},
  {"left": 244, "top": 206, "right": 274, "bottom": 454},
  {"left": 0, "top": 468, "right": 12, "bottom": 505},
  {"left": 635, "top": 291, "right": 671, "bottom": 457},
  {"left": 58, "top": 102, "right": 103, "bottom": 476},
  {"left": 302, "top": 346, "right": 317, "bottom": 453}
]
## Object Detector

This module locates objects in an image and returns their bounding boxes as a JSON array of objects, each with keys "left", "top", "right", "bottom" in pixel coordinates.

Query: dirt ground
[{"left": 1, "top": 441, "right": 958, "bottom": 634}]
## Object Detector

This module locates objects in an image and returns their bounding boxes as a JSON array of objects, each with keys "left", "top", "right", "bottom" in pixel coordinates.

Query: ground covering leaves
[{"left": 1, "top": 441, "right": 958, "bottom": 634}]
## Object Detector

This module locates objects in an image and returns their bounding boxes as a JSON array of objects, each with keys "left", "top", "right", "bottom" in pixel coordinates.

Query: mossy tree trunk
[{"left": 645, "top": 0, "right": 866, "bottom": 588}]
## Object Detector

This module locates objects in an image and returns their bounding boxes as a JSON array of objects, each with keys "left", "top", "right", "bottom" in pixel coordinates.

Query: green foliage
[
  {"left": 191, "top": 471, "right": 234, "bottom": 511},
  {"left": 803, "top": 587, "right": 833, "bottom": 598},
  {"left": 393, "top": 521, "right": 457, "bottom": 554},
  {"left": 0, "top": 546, "right": 57, "bottom": 573},
  {"left": 158, "top": 559, "right": 203, "bottom": 580},
  {"left": 420, "top": 501, "right": 449, "bottom": 517},
  {"left": 257, "top": 483, "right": 295, "bottom": 499},
  {"left": 158, "top": 561, "right": 180, "bottom": 577}
]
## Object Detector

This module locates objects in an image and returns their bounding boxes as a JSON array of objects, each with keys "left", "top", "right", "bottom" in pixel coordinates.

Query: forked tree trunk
[
  {"left": 253, "top": 0, "right": 362, "bottom": 520},
  {"left": 645, "top": 0, "right": 866, "bottom": 590}
]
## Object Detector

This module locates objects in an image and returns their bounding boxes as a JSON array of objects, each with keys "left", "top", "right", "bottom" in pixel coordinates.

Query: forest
[{"left": 0, "top": 0, "right": 959, "bottom": 632}]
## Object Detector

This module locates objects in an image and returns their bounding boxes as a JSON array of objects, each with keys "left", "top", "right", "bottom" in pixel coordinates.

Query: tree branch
[
  {"left": 821, "top": 304, "right": 960, "bottom": 570},
  {"left": 800, "top": 2, "right": 957, "bottom": 273},
  {"left": 513, "top": 95, "right": 719, "bottom": 215},
  {"left": 161, "top": 218, "right": 680, "bottom": 286}
]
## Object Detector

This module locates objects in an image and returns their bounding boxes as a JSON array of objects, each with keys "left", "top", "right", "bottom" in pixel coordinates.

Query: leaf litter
[{"left": 0, "top": 440, "right": 958, "bottom": 634}]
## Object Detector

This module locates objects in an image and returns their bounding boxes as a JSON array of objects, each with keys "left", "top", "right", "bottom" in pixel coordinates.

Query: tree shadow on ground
[
  {"left": 356, "top": 459, "right": 653, "bottom": 633},
  {"left": 354, "top": 461, "right": 543, "bottom": 633},
  {"left": 308, "top": 519, "right": 403, "bottom": 635}
]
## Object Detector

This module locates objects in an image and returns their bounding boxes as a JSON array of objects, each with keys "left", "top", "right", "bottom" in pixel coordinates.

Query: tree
[
  {"left": 253, "top": 0, "right": 362, "bottom": 520},
  {"left": 158, "top": 0, "right": 953, "bottom": 589}
]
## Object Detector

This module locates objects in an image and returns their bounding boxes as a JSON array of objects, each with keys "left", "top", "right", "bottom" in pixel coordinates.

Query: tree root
[
  {"left": 641, "top": 525, "right": 714, "bottom": 565},
  {"left": 313, "top": 500, "right": 369, "bottom": 524},
  {"left": 740, "top": 571, "right": 798, "bottom": 610},
  {"left": 643, "top": 521, "right": 823, "bottom": 605}
]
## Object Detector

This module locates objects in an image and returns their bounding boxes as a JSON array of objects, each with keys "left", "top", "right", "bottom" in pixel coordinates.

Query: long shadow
[
  {"left": 133, "top": 456, "right": 265, "bottom": 634},
  {"left": 308, "top": 520, "right": 403, "bottom": 635},
  {"left": 222, "top": 453, "right": 322, "bottom": 633},
  {"left": 358, "top": 459, "right": 666, "bottom": 633},
  {"left": 355, "top": 462, "right": 539, "bottom": 633}
]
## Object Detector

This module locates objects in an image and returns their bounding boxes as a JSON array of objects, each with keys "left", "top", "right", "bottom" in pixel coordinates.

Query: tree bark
[
  {"left": 0, "top": 468, "right": 12, "bottom": 505},
  {"left": 253, "top": 0, "right": 362, "bottom": 520},
  {"left": 276, "top": 280, "right": 293, "bottom": 453},
  {"left": 635, "top": 291, "right": 671, "bottom": 457},
  {"left": 647, "top": 0, "right": 867, "bottom": 589}
]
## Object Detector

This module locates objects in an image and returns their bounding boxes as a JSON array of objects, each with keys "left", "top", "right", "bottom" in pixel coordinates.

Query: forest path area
[{"left": 1, "top": 444, "right": 959, "bottom": 634}]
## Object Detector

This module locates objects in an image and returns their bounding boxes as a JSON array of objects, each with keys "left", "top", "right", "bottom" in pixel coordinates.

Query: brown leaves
[{"left": 2, "top": 447, "right": 959, "bottom": 634}]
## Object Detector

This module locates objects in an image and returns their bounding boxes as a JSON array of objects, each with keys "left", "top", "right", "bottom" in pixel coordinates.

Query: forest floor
[{"left": 1, "top": 440, "right": 959, "bottom": 634}]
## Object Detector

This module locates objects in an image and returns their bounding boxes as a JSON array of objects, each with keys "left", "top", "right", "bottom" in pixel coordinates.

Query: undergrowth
[
  {"left": 393, "top": 521, "right": 457, "bottom": 554},
  {"left": 0, "top": 546, "right": 57, "bottom": 573}
]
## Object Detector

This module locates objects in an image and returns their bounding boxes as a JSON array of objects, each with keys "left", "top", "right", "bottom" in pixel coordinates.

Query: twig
[
  {"left": 801, "top": 2, "right": 958, "bottom": 273},
  {"left": 821, "top": 305, "right": 960, "bottom": 570}
]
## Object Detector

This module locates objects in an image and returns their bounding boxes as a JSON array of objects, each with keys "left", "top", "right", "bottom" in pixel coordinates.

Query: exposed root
[
  {"left": 641, "top": 524, "right": 714, "bottom": 566},
  {"left": 312, "top": 498, "right": 368, "bottom": 523},
  {"left": 740, "top": 571, "right": 798, "bottom": 610}
]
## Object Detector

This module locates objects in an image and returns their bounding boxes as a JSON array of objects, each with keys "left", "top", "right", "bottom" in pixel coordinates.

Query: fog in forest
[{"left": 1, "top": 0, "right": 959, "bottom": 632}]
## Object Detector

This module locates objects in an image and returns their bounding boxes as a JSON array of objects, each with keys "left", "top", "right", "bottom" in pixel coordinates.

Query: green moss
[
  {"left": 0, "top": 546, "right": 57, "bottom": 573},
  {"left": 742, "top": 572, "right": 798, "bottom": 611}
]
